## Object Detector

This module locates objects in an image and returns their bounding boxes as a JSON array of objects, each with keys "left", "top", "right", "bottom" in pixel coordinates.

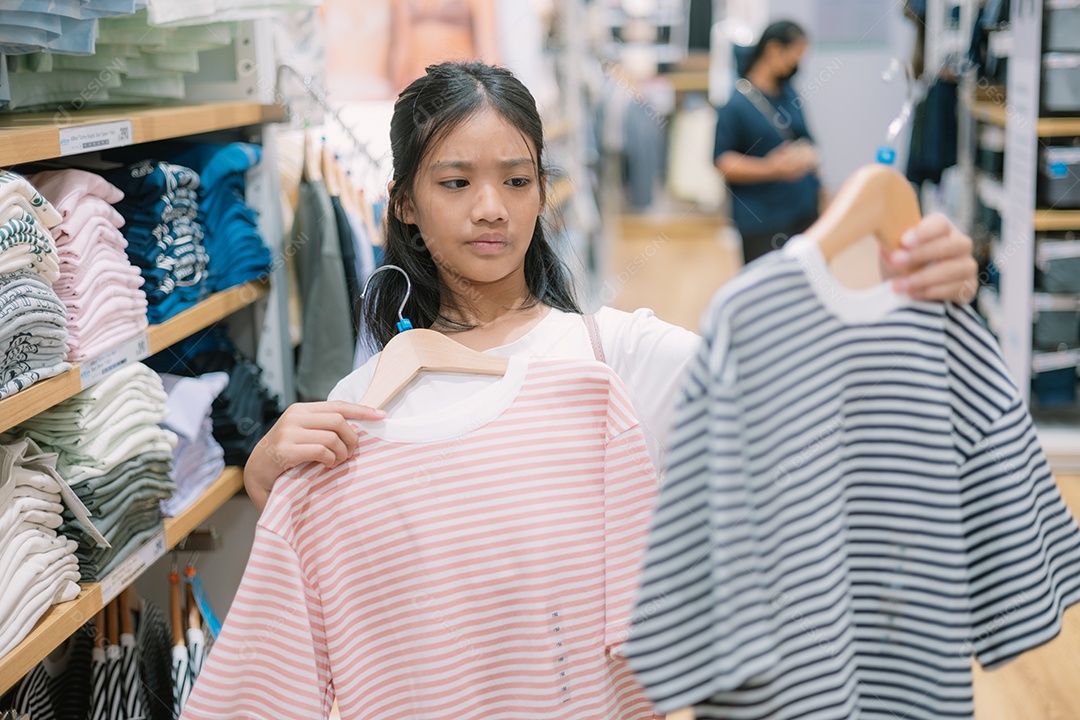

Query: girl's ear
[{"left": 388, "top": 180, "right": 418, "bottom": 225}]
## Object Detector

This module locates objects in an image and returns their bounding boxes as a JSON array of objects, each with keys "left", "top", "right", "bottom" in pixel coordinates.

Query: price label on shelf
[
  {"left": 58, "top": 120, "right": 134, "bottom": 156},
  {"left": 79, "top": 332, "right": 150, "bottom": 389},
  {"left": 100, "top": 530, "right": 166, "bottom": 604}
]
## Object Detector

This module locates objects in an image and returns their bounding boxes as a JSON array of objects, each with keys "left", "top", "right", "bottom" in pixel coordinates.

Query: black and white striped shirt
[{"left": 625, "top": 236, "right": 1080, "bottom": 718}]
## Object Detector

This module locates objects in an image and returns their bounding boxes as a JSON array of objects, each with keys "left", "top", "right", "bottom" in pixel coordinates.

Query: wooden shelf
[
  {"left": 0, "top": 369, "right": 83, "bottom": 437},
  {"left": 972, "top": 100, "right": 1008, "bottom": 127},
  {"left": 0, "top": 102, "right": 286, "bottom": 167},
  {"left": 0, "top": 467, "right": 245, "bottom": 696},
  {"left": 1034, "top": 209, "right": 1080, "bottom": 231},
  {"left": 971, "top": 100, "right": 1080, "bottom": 136},
  {"left": 164, "top": 467, "right": 245, "bottom": 546},
  {"left": 665, "top": 69, "right": 709, "bottom": 93},
  {"left": 0, "top": 280, "right": 268, "bottom": 435},
  {"left": 1037, "top": 117, "right": 1080, "bottom": 137},
  {"left": 148, "top": 279, "right": 268, "bottom": 353}
]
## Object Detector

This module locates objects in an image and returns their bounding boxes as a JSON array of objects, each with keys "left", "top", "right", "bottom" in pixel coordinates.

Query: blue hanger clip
[
  {"left": 396, "top": 318, "right": 414, "bottom": 333},
  {"left": 876, "top": 146, "right": 897, "bottom": 166}
]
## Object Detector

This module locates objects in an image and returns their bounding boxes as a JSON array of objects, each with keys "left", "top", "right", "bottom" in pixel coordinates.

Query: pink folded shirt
[
  {"left": 57, "top": 255, "right": 144, "bottom": 298},
  {"left": 50, "top": 198, "right": 125, "bottom": 242},
  {"left": 25, "top": 170, "right": 124, "bottom": 220}
]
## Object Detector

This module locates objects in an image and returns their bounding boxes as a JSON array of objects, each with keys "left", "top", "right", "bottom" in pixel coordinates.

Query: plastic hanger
[
  {"left": 357, "top": 265, "right": 509, "bottom": 410},
  {"left": 877, "top": 58, "right": 917, "bottom": 166},
  {"left": 802, "top": 163, "right": 921, "bottom": 262}
]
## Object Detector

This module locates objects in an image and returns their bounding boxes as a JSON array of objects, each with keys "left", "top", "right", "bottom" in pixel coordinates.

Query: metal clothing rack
[{"left": 275, "top": 63, "right": 382, "bottom": 169}]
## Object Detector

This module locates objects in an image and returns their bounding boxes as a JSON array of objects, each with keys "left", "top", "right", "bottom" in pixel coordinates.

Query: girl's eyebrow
[{"left": 430, "top": 158, "right": 534, "bottom": 171}]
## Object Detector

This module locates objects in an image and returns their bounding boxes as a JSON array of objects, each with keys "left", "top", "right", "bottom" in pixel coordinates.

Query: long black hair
[
  {"left": 742, "top": 20, "right": 806, "bottom": 76},
  {"left": 363, "top": 61, "right": 580, "bottom": 351}
]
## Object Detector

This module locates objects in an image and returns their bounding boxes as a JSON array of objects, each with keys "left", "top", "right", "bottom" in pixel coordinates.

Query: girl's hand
[
  {"left": 882, "top": 213, "right": 979, "bottom": 304},
  {"left": 245, "top": 401, "right": 386, "bottom": 512}
]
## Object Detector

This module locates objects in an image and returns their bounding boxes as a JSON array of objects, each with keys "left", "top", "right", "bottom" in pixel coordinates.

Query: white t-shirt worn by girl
[{"left": 329, "top": 306, "right": 702, "bottom": 472}]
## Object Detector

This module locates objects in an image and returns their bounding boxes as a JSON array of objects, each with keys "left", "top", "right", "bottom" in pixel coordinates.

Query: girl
[{"left": 244, "top": 60, "right": 979, "bottom": 512}]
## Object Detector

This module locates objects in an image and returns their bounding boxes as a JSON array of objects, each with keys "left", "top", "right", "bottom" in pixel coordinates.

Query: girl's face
[{"left": 400, "top": 107, "right": 542, "bottom": 291}]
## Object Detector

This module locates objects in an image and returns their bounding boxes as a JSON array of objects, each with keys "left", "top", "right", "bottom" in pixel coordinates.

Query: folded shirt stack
[
  {"left": 150, "top": 142, "right": 273, "bottom": 292},
  {"left": 145, "top": 0, "right": 320, "bottom": 27},
  {"left": 27, "top": 170, "right": 150, "bottom": 362},
  {"left": 159, "top": 372, "right": 228, "bottom": 517},
  {"left": 0, "top": 1, "right": 144, "bottom": 57},
  {"left": 0, "top": 171, "right": 71, "bottom": 400},
  {"left": 3, "top": 9, "right": 234, "bottom": 109},
  {"left": 0, "top": 437, "right": 87, "bottom": 658},
  {"left": 146, "top": 327, "right": 281, "bottom": 466},
  {"left": 13, "top": 363, "right": 177, "bottom": 583},
  {"left": 102, "top": 160, "right": 209, "bottom": 324}
]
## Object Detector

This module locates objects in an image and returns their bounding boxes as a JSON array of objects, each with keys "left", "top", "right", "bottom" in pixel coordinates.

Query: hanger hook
[
  {"left": 878, "top": 58, "right": 917, "bottom": 164},
  {"left": 360, "top": 264, "right": 414, "bottom": 332}
]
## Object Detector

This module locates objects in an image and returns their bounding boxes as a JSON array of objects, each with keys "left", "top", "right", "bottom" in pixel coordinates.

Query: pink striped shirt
[{"left": 182, "top": 358, "right": 662, "bottom": 719}]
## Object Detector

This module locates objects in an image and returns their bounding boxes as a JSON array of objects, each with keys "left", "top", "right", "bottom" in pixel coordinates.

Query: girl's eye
[
  {"left": 508, "top": 177, "right": 531, "bottom": 188},
  {"left": 440, "top": 179, "right": 468, "bottom": 189}
]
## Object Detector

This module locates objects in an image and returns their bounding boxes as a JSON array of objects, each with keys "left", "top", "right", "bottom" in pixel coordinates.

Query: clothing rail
[{"left": 275, "top": 63, "right": 382, "bottom": 169}]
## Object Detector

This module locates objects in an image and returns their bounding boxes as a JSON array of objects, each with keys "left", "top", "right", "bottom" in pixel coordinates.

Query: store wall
[{"left": 768, "top": 0, "right": 918, "bottom": 194}]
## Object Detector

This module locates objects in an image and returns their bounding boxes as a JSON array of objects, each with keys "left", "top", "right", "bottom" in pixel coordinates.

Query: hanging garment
[
  {"left": 133, "top": 598, "right": 175, "bottom": 720},
  {"left": 330, "top": 194, "right": 361, "bottom": 338},
  {"left": 183, "top": 358, "right": 661, "bottom": 720},
  {"left": 625, "top": 235, "right": 1080, "bottom": 718},
  {"left": 906, "top": 78, "right": 959, "bottom": 186},
  {"left": 291, "top": 179, "right": 355, "bottom": 402}
]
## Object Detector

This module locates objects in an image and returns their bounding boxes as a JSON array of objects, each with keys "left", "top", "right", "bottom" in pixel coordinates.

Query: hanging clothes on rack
[
  {"left": 625, "top": 234, "right": 1080, "bottom": 719},
  {"left": 290, "top": 133, "right": 356, "bottom": 401},
  {"left": 182, "top": 357, "right": 661, "bottom": 719}
]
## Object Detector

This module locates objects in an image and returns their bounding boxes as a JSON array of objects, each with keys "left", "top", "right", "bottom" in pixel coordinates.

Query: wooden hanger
[
  {"left": 303, "top": 128, "right": 322, "bottom": 183},
  {"left": 801, "top": 164, "right": 921, "bottom": 262},
  {"left": 119, "top": 587, "right": 134, "bottom": 637},
  {"left": 357, "top": 265, "right": 509, "bottom": 410},
  {"left": 359, "top": 328, "right": 509, "bottom": 409},
  {"left": 358, "top": 189, "right": 383, "bottom": 247},
  {"left": 338, "top": 163, "right": 360, "bottom": 215},
  {"left": 169, "top": 569, "right": 185, "bottom": 648},
  {"left": 322, "top": 142, "right": 342, "bottom": 197}
]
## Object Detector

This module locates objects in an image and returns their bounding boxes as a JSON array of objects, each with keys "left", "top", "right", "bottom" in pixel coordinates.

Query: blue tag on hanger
[
  {"left": 396, "top": 318, "right": 414, "bottom": 333},
  {"left": 1049, "top": 161, "right": 1069, "bottom": 179},
  {"left": 877, "top": 146, "right": 897, "bottom": 165},
  {"left": 187, "top": 571, "right": 222, "bottom": 639}
]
